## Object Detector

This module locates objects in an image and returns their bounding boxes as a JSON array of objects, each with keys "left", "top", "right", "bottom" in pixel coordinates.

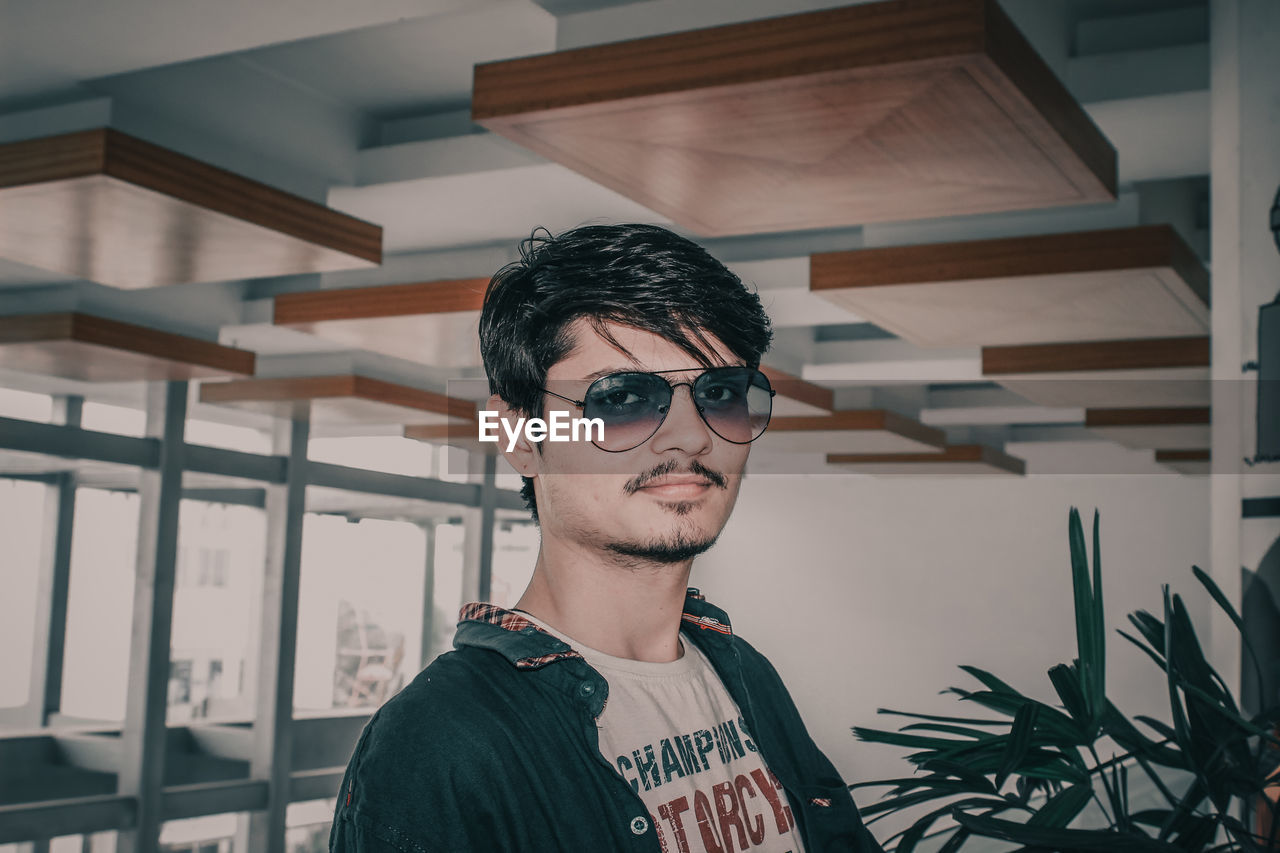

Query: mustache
[{"left": 623, "top": 459, "right": 728, "bottom": 494}]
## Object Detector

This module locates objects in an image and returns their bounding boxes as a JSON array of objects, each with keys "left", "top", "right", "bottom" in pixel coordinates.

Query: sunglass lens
[
  {"left": 694, "top": 368, "right": 773, "bottom": 444},
  {"left": 582, "top": 372, "right": 669, "bottom": 451}
]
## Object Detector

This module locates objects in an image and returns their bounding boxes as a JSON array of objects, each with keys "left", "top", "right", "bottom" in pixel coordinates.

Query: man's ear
[{"left": 485, "top": 394, "right": 539, "bottom": 477}]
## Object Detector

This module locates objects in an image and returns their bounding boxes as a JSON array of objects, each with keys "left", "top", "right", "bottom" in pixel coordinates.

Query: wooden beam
[
  {"left": 1155, "top": 448, "right": 1211, "bottom": 475},
  {"left": 0, "top": 313, "right": 254, "bottom": 382},
  {"left": 1085, "top": 406, "right": 1211, "bottom": 450},
  {"left": 826, "top": 443, "right": 1026, "bottom": 475},
  {"left": 271, "top": 279, "right": 488, "bottom": 365},
  {"left": 760, "top": 409, "right": 947, "bottom": 454},
  {"left": 473, "top": 0, "right": 1114, "bottom": 235},
  {"left": 985, "top": 335, "right": 1211, "bottom": 409},
  {"left": 273, "top": 278, "right": 489, "bottom": 324},
  {"left": 199, "top": 375, "right": 476, "bottom": 426},
  {"left": 1085, "top": 406, "right": 1212, "bottom": 428},
  {"left": 0, "top": 129, "right": 380, "bottom": 289},
  {"left": 758, "top": 366, "right": 833, "bottom": 415},
  {"left": 403, "top": 421, "right": 495, "bottom": 455},
  {"left": 811, "top": 225, "right": 1209, "bottom": 347},
  {"left": 1155, "top": 449, "right": 1211, "bottom": 462},
  {"left": 982, "top": 336, "right": 1211, "bottom": 375}
]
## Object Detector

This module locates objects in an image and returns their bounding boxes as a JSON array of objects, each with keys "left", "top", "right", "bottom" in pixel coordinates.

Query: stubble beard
[
  {"left": 543, "top": 464, "right": 739, "bottom": 569},
  {"left": 603, "top": 499, "right": 724, "bottom": 566}
]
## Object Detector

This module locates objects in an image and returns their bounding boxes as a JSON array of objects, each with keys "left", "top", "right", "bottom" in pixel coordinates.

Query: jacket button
[
  {"left": 629, "top": 816, "right": 649, "bottom": 835},
  {"left": 579, "top": 681, "right": 596, "bottom": 696}
]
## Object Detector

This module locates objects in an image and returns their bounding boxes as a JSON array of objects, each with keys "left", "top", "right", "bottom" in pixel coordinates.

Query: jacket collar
[{"left": 454, "top": 587, "right": 734, "bottom": 670}]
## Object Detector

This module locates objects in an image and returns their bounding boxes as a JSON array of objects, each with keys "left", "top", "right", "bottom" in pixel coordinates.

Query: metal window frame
[{"left": 0, "top": 392, "right": 522, "bottom": 851}]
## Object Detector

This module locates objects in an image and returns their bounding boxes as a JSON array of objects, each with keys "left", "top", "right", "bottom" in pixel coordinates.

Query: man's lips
[{"left": 636, "top": 476, "right": 713, "bottom": 498}]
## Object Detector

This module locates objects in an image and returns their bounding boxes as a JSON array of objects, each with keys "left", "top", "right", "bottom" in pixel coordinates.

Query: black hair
[{"left": 478, "top": 223, "right": 773, "bottom": 521}]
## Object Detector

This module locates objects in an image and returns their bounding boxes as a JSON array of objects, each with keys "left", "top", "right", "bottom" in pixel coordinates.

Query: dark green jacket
[{"left": 329, "top": 589, "right": 883, "bottom": 852}]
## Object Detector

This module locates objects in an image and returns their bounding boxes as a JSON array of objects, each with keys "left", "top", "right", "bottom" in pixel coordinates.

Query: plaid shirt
[{"left": 330, "top": 588, "right": 882, "bottom": 852}]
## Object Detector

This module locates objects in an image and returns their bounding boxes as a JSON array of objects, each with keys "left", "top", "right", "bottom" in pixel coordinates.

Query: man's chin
[{"left": 605, "top": 531, "right": 720, "bottom": 565}]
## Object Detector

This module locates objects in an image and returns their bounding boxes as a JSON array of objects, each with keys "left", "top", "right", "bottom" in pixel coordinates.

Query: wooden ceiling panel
[
  {"left": 757, "top": 409, "right": 946, "bottom": 454},
  {"left": 1085, "top": 406, "right": 1210, "bottom": 450},
  {"left": 472, "top": 0, "right": 1115, "bottom": 236},
  {"left": 811, "top": 225, "right": 1208, "bottom": 347},
  {"left": 759, "top": 366, "right": 833, "bottom": 417},
  {"left": 0, "top": 312, "right": 254, "bottom": 382},
  {"left": 986, "top": 335, "right": 1210, "bottom": 408},
  {"left": 826, "top": 443, "right": 1025, "bottom": 475},
  {"left": 199, "top": 375, "right": 475, "bottom": 427},
  {"left": 273, "top": 278, "right": 487, "bottom": 366},
  {"left": 0, "top": 129, "right": 381, "bottom": 289},
  {"left": 404, "top": 422, "right": 494, "bottom": 455},
  {"left": 1155, "top": 449, "right": 1210, "bottom": 476}
]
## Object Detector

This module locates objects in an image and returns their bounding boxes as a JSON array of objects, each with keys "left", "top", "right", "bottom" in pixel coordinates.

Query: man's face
[{"left": 507, "top": 318, "right": 753, "bottom": 566}]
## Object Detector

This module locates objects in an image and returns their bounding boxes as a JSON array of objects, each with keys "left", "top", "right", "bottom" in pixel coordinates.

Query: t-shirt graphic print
[{"left": 526, "top": 617, "right": 805, "bottom": 853}]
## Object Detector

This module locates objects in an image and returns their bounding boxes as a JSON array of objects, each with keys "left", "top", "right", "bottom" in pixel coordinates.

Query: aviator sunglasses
[{"left": 540, "top": 366, "right": 776, "bottom": 452}]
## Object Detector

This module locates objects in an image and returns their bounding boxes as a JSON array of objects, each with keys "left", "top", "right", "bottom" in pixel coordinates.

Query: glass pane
[
  {"left": 185, "top": 419, "right": 271, "bottom": 454},
  {"left": 426, "top": 521, "right": 466, "bottom": 665},
  {"left": 62, "top": 488, "right": 139, "bottom": 722},
  {"left": 295, "top": 515, "right": 425, "bottom": 713},
  {"left": 286, "top": 799, "right": 336, "bottom": 853},
  {"left": 81, "top": 402, "right": 146, "bottom": 436},
  {"left": 0, "top": 479, "right": 46, "bottom": 710},
  {"left": 86, "top": 831, "right": 117, "bottom": 853},
  {"left": 160, "top": 813, "right": 237, "bottom": 853},
  {"left": 438, "top": 445, "right": 473, "bottom": 483},
  {"left": 488, "top": 520, "right": 538, "bottom": 609},
  {"left": 168, "top": 501, "right": 267, "bottom": 723},
  {"left": 0, "top": 387, "right": 53, "bottom": 422},
  {"left": 494, "top": 453, "right": 525, "bottom": 492}
]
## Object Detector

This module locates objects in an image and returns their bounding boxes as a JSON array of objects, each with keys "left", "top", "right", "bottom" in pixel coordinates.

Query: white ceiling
[{"left": 0, "top": 0, "right": 1217, "bottom": 476}]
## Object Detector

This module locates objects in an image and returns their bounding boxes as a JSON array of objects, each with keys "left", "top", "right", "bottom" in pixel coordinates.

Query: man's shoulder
[{"left": 364, "top": 646, "right": 522, "bottom": 745}]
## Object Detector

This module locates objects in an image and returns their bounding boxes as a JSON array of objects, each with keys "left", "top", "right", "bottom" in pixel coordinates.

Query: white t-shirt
[{"left": 524, "top": 615, "right": 806, "bottom": 853}]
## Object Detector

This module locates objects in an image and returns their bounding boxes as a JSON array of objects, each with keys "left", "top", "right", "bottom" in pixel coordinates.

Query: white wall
[{"left": 690, "top": 472, "right": 1209, "bottom": 833}]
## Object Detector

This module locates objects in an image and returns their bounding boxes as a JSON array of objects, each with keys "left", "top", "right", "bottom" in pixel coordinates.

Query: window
[
  {"left": 286, "top": 799, "right": 336, "bottom": 853},
  {"left": 80, "top": 401, "right": 146, "bottom": 436},
  {"left": 184, "top": 418, "right": 271, "bottom": 454},
  {"left": 294, "top": 515, "right": 425, "bottom": 713},
  {"left": 0, "top": 479, "right": 47, "bottom": 710},
  {"left": 0, "top": 387, "right": 53, "bottom": 422},
  {"left": 426, "top": 521, "right": 466, "bottom": 665},
  {"left": 170, "top": 501, "right": 266, "bottom": 723},
  {"left": 159, "top": 814, "right": 236, "bottom": 853},
  {"left": 61, "top": 489, "right": 139, "bottom": 722},
  {"left": 168, "top": 660, "right": 193, "bottom": 706},
  {"left": 488, "top": 520, "right": 538, "bottom": 609}
]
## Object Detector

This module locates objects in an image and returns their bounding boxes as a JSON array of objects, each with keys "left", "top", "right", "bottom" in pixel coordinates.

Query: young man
[{"left": 329, "top": 224, "right": 882, "bottom": 852}]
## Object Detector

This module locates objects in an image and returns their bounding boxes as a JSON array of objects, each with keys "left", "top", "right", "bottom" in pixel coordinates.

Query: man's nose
[{"left": 648, "top": 383, "right": 713, "bottom": 456}]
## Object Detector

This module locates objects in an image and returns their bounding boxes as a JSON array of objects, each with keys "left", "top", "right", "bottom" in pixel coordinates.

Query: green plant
[{"left": 852, "top": 508, "right": 1280, "bottom": 852}]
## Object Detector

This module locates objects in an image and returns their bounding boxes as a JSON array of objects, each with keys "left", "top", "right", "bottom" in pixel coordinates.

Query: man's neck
[{"left": 513, "top": 537, "right": 691, "bottom": 663}]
